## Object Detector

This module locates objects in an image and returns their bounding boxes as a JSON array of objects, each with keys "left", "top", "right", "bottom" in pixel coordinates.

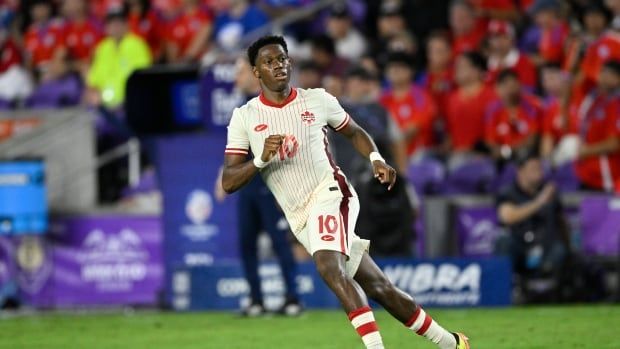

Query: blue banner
[
  {"left": 156, "top": 133, "right": 239, "bottom": 269},
  {"left": 200, "top": 62, "right": 244, "bottom": 132},
  {"left": 0, "top": 160, "right": 47, "bottom": 235},
  {"left": 171, "top": 257, "right": 511, "bottom": 311}
]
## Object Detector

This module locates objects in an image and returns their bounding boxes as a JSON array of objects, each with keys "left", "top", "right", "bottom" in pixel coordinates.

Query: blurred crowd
[{"left": 1, "top": 0, "right": 620, "bottom": 195}]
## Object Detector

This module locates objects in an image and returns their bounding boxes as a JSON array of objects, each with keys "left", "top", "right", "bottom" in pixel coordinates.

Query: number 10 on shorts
[{"left": 318, "top": 215, "right": 338, "bottom": 241}]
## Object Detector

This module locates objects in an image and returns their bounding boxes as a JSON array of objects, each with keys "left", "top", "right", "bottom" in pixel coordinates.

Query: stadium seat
[
  {"left": 407, "top": 157, "right": 446, "bottom": 195},
  {"left": 26, "top": 74, "right": 82, "bottom": 108},
  {"left": 445, "top": 157, "right": 496, "bottom": 194},
  {"left": 550, "top": 162, "right": 580, "bottom": 192}
]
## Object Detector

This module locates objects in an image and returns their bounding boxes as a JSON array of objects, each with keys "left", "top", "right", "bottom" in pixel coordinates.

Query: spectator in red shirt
[
  {"left": 380, "top": 52, "right": 438, "bottom": 158},
  {"left": 574, "top": 61, "right": 620, "bottom": 191},
  {"left": 539, "top": 63, "right": 579, "bottom": 158},
  {"left": 485, "top": 70, "right": 544, "bottom": 160},
  {"left": 62, "top": 0, "right": 103, "bottom": 68},
  {"left": 487, "top": 20, "right": 538, "bottom": 90},
  {"left": 0, "top": 29, "right": 34, "bottom": 103},
  {"left": 165, "top": 0, "right": 213, "bottom": 63},
  {"left": 419, "top": 31, "right": 455, "bottom": 120},
  {"left": 127, "top": 0, "right": 164, "bottom": 60},
  {"left": 578, "top": 25, "right": 620, "bottom": 93},
  {"left": 563, "top": 4, "right": 611, "bottom": 74},
  {"left": 449, "top": 0, "right": 486, "bottom": 56},
  {"left": 23, "top": 0, "right": 67, "bottom": 77},
  {"left": 527, "top": 0, "right": 570, "bottom": 66},
  {"left": 445, "top": 51, "right": 496, "bottom": 155}
]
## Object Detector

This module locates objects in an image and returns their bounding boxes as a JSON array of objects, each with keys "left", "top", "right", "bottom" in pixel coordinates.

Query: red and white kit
[{"left": 225, "top": 87, "right": 369, "bottom": 276}]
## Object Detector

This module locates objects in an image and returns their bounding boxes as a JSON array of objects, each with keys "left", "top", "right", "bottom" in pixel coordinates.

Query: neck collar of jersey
[{"left": 259, "top": 87, "right": 297, "bottom": 108}]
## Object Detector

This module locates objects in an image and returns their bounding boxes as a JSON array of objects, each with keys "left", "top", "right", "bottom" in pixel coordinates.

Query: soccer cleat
[
  {"left": 453, "top": 332, "right": 470, "bottom": 349},
  {"left": 241, "top": 303, "right": 266, "bottom": 317},
  {"left": 276, "top": 299, "right": 304, "bottom": 317}
]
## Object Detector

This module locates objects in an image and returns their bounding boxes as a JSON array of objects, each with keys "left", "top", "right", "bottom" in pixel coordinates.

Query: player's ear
[{"left": 252, "top": 65, "right": 260, "bottom": 79}]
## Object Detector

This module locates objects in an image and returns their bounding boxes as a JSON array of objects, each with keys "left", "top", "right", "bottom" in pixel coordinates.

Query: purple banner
[
  {"left": 0, "top": 236, "right": 16, "bottom": 288},
  {"left": 581, "top": 196, "right": 620, "bottom": 256},
  {"left": 20, "top": 215, "right": 163, "bottom": 307},
  {"left": 200, "top": 62, "right": 244, "bottom": 132},
  {"left": 455, "top": 206, "right": 502, "bottom": 257}
]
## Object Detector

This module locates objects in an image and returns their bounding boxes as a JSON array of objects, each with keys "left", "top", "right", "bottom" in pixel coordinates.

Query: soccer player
[{"left": 222, "top": 35, "right": 470, "bottom": 349}]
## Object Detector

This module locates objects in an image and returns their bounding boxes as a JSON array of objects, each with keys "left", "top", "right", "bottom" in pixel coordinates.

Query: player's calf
[{"left": 314, "top": 250, "right": 385, "bottom": 349}]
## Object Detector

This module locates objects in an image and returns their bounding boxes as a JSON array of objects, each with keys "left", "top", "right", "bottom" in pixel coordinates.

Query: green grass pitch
[{"left": 1, "top": 305, "right": 618, "bottom": 349}]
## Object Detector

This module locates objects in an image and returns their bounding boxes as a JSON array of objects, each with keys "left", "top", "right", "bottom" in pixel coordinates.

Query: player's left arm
[{"left": 339, "top": 118, "right": 397, "bottom": 190}]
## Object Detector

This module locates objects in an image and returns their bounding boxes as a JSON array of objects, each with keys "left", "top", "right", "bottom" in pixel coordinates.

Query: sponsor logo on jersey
[{"left": 254, "top": 124, "right": 268, "bottom": 132}]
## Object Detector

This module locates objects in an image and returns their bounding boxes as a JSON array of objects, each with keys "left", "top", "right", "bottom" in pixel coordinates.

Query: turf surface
[{"left": 1, "top": 305, "right": 618, "bottom": 349}]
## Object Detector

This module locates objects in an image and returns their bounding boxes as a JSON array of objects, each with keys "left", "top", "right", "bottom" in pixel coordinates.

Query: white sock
[
  {"left": 348, "top": 306, "right": 384, "bottom": 349},
  {"left": 405, "top": 307, "right": 456, "bottom": 349}
]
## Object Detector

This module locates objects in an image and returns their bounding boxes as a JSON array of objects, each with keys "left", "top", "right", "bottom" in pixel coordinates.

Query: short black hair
[
  {"left": 345, "top": 65, "right": 377, "bottom": 81},
  {"left": 514, "top": 148, "right": 540, "bottom": 168},
  {"left": 310, "top": 34, "right": 336, "bottom": 56},
  {"left": 247, "top": 35, "right": 288, "bottom": 67},
  {"left": 602, "top": 60, "right": 620, "bottom": 77},
  {"left": 385, "top": 51, "right": 414, "bottom": 69},
  {"left": 496, "top": 69, "right": 520, "bottom": 84},
  {"left": 459, "top": 51, "right": 487, "bottom": 72},
  {"left": 298, "top": 60, "right": 320, "bottom": 72}
]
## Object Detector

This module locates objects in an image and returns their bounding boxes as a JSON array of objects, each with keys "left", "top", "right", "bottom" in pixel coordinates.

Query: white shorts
[{"left": 295, "top": 195, "right": 370, "bottom": 277}]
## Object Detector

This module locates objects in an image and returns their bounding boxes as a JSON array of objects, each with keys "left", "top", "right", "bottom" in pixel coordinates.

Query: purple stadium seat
[
  {"left": 493, "top": 163, "right": 517, "bottom": 191},
  {"left": 407, "top": 157, "right": 446, "bottom": 195},
  {"left": 26, "top": 74, "right": 82, "bottom": 108},
  {"left": 446, "top": 157, "right": 496, "bottom": 194},
  {"left": 0, "top": 98, "right": 11, "bottom": 110},
  {"left": 580, "top": 196, "right": 620, "bottom": 257}
]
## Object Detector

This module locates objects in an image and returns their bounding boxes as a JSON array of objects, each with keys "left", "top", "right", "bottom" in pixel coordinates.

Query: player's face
[{"left": 253, "top": 44, "right": 292, "bottom": 93}]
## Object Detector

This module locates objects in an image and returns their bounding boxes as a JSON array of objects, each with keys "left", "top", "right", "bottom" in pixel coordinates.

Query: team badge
[{"left": 301, "top": 111, "right": 315, "bottom": 125}]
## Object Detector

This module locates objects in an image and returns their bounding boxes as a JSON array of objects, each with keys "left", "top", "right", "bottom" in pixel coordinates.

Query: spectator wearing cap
[
  {"left": 573, "top": 61, "right": 620, "bottom": 192},
  {"left": 526, "top": 0, "right": 570, "bottom": 66},
  {"left": 309, "top": 34, "right": 349, "bottom": 79},
  {"left": 126, "top": 0, "right": 165, "bottom": 60},
  {"left": 214, "top": 0, "right": 268, "bottom": 51},
  {"left": 419, "top": 31, "right": 455, "bottom": 120},
  {"left": 23, "top": 0, "right": 67, "bottom": 79},
  {"left": 0, "top": 27, "right": 33, "bottom": 105},
  {"left": 380, "top": 52, "right": 438, "bottom": 159},
  {"left": 563, "top": 4, "right": 611, "bottom": 74},
  {"left": 444, "top": 51, "right": 496, "bottom": 156},
  {"left": 371, "top": 2, "right": 408, "bottom": 67},
  {"left": 485, "top": 70, "right": 544, "bottom": 161},
  {"left": 85, "top": 8, "right": 151, "bottom": 108},
  {"left": 165, "top": 0, "right": 212, "bottom": 63},
  {"left": 487, "top": 20, "right": 538, "bottom": 90},
  {"left": 449, "top": 0, "right": 487, "bottom": 56},
  {"left": 539, "top": 63, "right": 579, "bottom": 158},
  {"left": 326, "top": 3, "right": 366, "bottom": 62},
  {"left": 495, "top": 150, "right": 570, "bottom": 290},
  {"left": 61, "top": 0, "right": 103, "bottom": 73},
  {"left": 577, "top": 13, "right": 620, "bottom": 94}
]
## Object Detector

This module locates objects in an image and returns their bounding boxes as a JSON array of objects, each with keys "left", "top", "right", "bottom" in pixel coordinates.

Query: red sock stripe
[
  {"left": 356, "top": 322, "right": 379, "bottom": 337},
  {"left": 404, "top": 307, "right": 421, "bottom": 327},
  {"left": 348, "top": 306, "right": 372, "bottom": 321},
  {"left": 416, "top": 314, "right": 433, "bottom": 335}
]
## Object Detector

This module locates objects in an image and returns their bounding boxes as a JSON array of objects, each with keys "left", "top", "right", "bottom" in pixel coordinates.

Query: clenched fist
[
  {"left": 372, "top": 160, "right": 397, "bottom": 190},
  {"left": 262, "top": 135, "right": 285, "bottom": 162}
]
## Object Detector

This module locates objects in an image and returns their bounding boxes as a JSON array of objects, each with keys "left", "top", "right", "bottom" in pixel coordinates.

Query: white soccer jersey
[{"left": 225, "top": 87, "right": 355, "bottom": 233}]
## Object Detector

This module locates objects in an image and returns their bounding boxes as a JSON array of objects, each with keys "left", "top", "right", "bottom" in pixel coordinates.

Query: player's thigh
[{"left": 307, "top": 197, "right": 358, "bottom": 257}]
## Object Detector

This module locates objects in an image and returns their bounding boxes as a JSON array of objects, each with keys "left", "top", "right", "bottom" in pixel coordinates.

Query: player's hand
[
  {"left": 261, "top": 135, "right": 285, "bottom": 162},
  {"left": 372, "top": 160, "right": 397, "bottom": 191}
]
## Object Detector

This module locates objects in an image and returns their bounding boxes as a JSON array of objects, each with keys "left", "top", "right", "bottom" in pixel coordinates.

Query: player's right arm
[{"left": 222, "top": 135, "right": 285, "bottom": 193}]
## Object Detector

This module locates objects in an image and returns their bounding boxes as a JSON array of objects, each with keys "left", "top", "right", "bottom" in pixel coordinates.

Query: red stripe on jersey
[
  {"left": 259, "top": 87, "right": 298, "bottom": 108},
  {"left": 356, "top": 322, "right": 379, "bottom": 337},
  {"left": 334, "top": 114, "right": 351, "bottom": 131},
  {"left": 322, "top": 127, "right": 352, "bottom": 198},
  {"left": 416, "top": 314, "right": 433, "bottom": 335},
  {"left": 405, "top": 307, "right": 422, "bottom": 327},
  {"left": 348, "top": 306, "right": 372, "bottom": 321}
]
